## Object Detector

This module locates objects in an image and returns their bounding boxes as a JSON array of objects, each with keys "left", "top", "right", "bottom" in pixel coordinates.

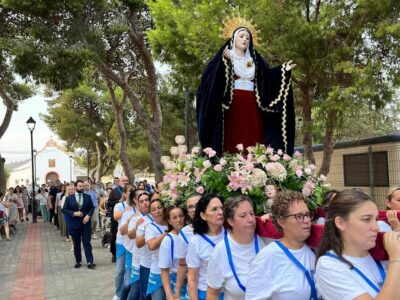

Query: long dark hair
[
  {"left": 193, "top": 193, "right": 223, "bottom": 234},
  {"left": 316, "top": 189, "right": 374, "bottom": 268}
]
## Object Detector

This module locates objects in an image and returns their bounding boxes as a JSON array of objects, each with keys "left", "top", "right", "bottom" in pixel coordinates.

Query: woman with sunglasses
[
  {"left": 186, "top": 193, "right": 225, "bottom": 300},
  {"left": 245, "top": 190, "right": 317, "bottom": 300}
]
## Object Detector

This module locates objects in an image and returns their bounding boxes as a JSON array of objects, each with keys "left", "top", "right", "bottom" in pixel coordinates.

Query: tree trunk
[
  {"left": 300, "top": 85, "right": 315, "bottom": 164},
  {"left": 319, "top": 109, "right": 338, "bottom": 176},
  {"left": 0, "top": 154, "right": 6, "bottom": 193},
  {"left": 146, "top": 123, "right": 163, "bottom": 182},
  {"left": 105, "top": 81, "right": 135, "bottom": 184},
  {"left": 99, "top": 64, "right": 163, "bottom": 182},
  {"left": 94, "top": 140, "right": 108, "bottom": 182}
]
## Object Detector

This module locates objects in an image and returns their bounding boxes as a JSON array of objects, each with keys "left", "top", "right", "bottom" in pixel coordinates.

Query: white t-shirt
[
  {"left": 245, "top": 242, "right": 316, "bottom": 300},
  {"left": 145, "top": 222, "right": 168, "bottom": 274},
  {"left": 176, "top": 224, "right": 195, "bottom": 259},
  {"left": 124, "top": 212, "right": 142, "bottom": 253},
  {"left": 36, "top": 193, "right": 48, "bottom": 206},
  {"left": 116, "top": 208, "right": 135, "bottom": 245},
  {"left": 316, "top": 251, "right": 387, "bottom": 300},
  {"left": 159, "top": 232, "right": 180, "bottom": 273},
  {"left": 127, "top": 213, "right": 144, "bottom": 267},
  {"left": 186, "top": 228, "right": 225, "bottom": 291},
  {"left": 207, "top": 233, "right": 266, "bottom": 300},
  {"left": 137, "top": 214, "right": 155, "bottom": 268}
]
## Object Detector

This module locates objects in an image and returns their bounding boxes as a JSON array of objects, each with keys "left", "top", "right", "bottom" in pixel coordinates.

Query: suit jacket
[{"left": 63, "top": 193, "right": 94, "bottom": 230}]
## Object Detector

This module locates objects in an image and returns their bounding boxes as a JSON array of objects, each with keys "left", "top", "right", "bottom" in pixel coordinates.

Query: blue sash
[
  {"left": 198, "top": 289, "right": 224, "bottom": 300},
  {"left": 116, "top": 243, "right": 126, "bottom": 258},
  {"left": 325, "top": 252, "right": 386, "bottom": 293},
  {"left": 125, "top": 251, "right": 132, "bottom": 270},
  {"left": 275, "top": 241, "right": 318, "bottom": 300},
  {"left": 146, "top": 273, "right": 163, "bottom": 295},
  {"left": 130, "top": 265, "right": 140, "bottom": 284},
  {"left": 224, "top": 234, "right": 259, "bottom": 292},
  {"left": 146, "top": 214, "right": 154, "bottom": 223},
  {"left": 151, "top": 222, "right": 164, "bottom": 234},
  {"left": 166, "top": 234, "right": 175, "bottom": 261},
  {"left": 179, "top": 229, "right": 189, "bottom": 244},
  {"left": 199, "top": 233, "right": 217, "bottom": 247},
  {"left": 170, "top": 272, "right": 188, "bottom": 300}
]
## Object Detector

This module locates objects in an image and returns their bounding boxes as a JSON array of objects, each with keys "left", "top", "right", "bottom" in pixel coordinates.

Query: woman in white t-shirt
[
  {"left": 207, "top": 195, "right": 265, "bottom": 300},
  {"left": 159, "top": 205, "right": 187, "bottom": 299},
  {"left": 127, "top": 191, "right": 151, "bottom": 300},
  {"left": 316, "top": 189, "right": 400, "bottom": 300},
  {"left": 144, "top": 198, "right": 168, "bottom": 299},
  {"left": 186, "top": 193, "right": 225, "bottom": 300},
  {"left": 245, "top": 190, "right": 317, "bottom": 300},
  {"left": 174, "top": 193, "right": 201, "bottom": 299},
  {"left": 36, "top": 187, "right": 49, "bottom": 222},
  {"left": 114, "top": 185, "right": 136, "bottom": 300}
]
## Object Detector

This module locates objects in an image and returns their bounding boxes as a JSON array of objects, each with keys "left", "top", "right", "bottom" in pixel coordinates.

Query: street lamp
[
  {"left": 26, "top": 117, "right": 37, "bottom": 223},
  {"left": 33, "top": 149, "right": 37, "bottom": 183},
  {"left": 69, "top": 155, "right": 73, "bottom": 182}
]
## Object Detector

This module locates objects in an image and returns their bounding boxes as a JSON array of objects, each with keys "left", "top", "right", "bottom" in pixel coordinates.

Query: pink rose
[
  {"left": 203, "top": 160, "right": 211, "bottom": 169},
  {"left": 196, "top": 186, "right": 205, "bottom": 194},
  {"left": 203, "top": 147, "right": 212, "bottom": 155},
  {"left": 214, "top": 164, "right": 223, "bottom": 172},
  {"left": 208, "top": 149, "right": 217, "bottom": 158},
  {"left": 319, "top": 174, "right": 327, "bottom": 182},
  {"left": 294, "top": 151, "right": 302, "bottom": 158},
  {"left": 283, "top": 154, "right": 291, "bottom": 161},
  {"left": 277, "top": 149, "right": 283, "bottom": 155},
  {"left": 270, "top": 154, "right": 280, "bottom": 162},
  {"left": 236, "top": 144, "right": 244, "bottom": 151},
  {"left": 245, "top": 163, "right": 254, "bottom": 172},
  {"left": 219, "top": 158, "right": 227, "bottom": 166},
  {"left": 295, "top": 169, "right": 303, "bottom": 177},
  {"left": 304, "top": 167, "right": 312, "bottom": 175},
  {"left": 266, "top": 147, "right": 274, "bottom": 155}
]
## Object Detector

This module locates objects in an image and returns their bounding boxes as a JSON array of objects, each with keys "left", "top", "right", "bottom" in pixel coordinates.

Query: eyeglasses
[{"left": 284, "top": 211, "right": 314, "bottom": 223}]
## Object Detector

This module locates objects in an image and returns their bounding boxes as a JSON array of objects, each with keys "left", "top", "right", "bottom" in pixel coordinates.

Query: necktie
[{"left": 77, "top": 193, "right": 82, "bottom": 209}]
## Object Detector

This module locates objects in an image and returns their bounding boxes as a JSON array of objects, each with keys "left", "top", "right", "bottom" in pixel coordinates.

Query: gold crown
[{"left": 221, "top": 16, "right": 260, "bottom": 47}]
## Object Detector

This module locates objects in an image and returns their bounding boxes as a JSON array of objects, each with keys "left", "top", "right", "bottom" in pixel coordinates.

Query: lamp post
[
  {"left": 69, "top": 155, "right": 73, "bottom": 182},
  {"left": 33, "top": 149, "right": 37, "bottom": 183},
  {"left": 27, "top": 117, "right": 37, "bottom": 223}
]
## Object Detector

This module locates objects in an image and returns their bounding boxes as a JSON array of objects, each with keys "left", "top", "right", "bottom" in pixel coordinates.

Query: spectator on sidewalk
[
  {"left": 0, "top": 194, "right": 11, "bottom": 241},
  {"left": 14, "top": 186, "right": 25, "bottom": 223},
  {"left": 63, "top": 180, "right": 96, "bottom": 269},
  {"left": 36, "top": 187, "right": 49, "bottom": 223},
  {"left": 21, "top": 185, "right": 30, "bottom": 221},
  {"left": 84, "top": 181, "right": 99, "bottom": 239},
  {"left": 48, "top": 183, "right": 61, "bottom": 228},
  {"left": 4, "top": 187, "right": 18, "bottom": 228}
]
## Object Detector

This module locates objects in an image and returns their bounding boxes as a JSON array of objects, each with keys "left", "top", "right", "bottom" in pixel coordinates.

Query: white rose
[{"left": 175, "top": 135, "right": 185, "bottom": 145}]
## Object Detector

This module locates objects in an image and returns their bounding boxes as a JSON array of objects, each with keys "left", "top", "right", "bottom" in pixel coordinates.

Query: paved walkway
[{"left": 0, "top": 219, "right": 115, "bottom": 300}]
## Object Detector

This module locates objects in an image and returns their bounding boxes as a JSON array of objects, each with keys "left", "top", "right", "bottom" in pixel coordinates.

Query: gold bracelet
[{"left": 389, "top": 259, "right": 400, "bottom": 264}]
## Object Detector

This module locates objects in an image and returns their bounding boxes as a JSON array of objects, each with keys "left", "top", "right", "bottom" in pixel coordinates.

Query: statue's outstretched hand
[
  {"left": 223, "top": 47, "right": 233, "bottom": 60},
  {"left": 285, "top": 60, "right": 296, "bottom": 71}
]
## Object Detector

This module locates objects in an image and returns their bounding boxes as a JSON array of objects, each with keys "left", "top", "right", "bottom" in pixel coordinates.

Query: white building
[{"left": 7, "top": 138, "right": 86, "bottom": 187}]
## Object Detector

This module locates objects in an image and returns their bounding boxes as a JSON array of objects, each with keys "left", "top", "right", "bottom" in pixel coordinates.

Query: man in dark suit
[{"left": 63, "top": 180, "right": 96, "bottom": 269}]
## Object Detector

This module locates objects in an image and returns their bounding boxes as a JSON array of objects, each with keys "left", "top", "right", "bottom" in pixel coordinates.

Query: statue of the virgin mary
[{"left": 196, "top": 17, "right": 296, "bottom": 156}]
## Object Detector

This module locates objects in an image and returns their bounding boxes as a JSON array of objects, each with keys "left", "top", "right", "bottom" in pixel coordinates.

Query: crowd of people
[{"left": 2, "top": 176, "right": 400, "bottom": 300}]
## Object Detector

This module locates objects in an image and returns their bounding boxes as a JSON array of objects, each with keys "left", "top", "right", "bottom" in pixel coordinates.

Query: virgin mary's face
[{"left": 235, "top": 30, "right": 250, "bottom": 52}]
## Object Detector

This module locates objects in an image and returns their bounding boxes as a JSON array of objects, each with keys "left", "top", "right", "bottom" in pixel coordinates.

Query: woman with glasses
[
  {"left": 174, "top": 193, "right": 202, "bottom": 299},
  {"left": 186, "top": 193, "right": 225, "bottom": 300},
  {"left": 144, "top": 198, "right": 168, "bottom": 299},
  {"left": 207, "top": 195, "right": 265, "bottom": 300},
  {"left": 245, "top": 190, "right": 317, "bottom": 300},
  {"left": 316, "top": 189, "right": 400, "bottom": 299}
]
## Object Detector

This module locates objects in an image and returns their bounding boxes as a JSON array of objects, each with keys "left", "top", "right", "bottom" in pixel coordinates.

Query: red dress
[{"left": 223, "top": 88, "right": 264, "bottom": 153}]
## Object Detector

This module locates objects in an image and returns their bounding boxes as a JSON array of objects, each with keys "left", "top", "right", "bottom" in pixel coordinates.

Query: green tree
[
  {"left": 148, "top": 0, "right": 400, "bottom": 175},
  {"left": 0, "top": 5, "right": 34, "bottom": 192},
  {"left": 2, "top": 0, "right": 165, "bottom": 180}
]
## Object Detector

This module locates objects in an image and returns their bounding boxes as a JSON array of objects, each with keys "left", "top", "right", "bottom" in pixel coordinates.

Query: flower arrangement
[{"left": 161, "top": 136, "right": 330, "bottom": 214}]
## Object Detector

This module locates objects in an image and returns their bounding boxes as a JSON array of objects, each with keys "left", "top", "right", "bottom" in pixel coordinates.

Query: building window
[
  {"left": 343, "top": 151, "right": 389, "bottom": 187},
  {"left": 48, "top": 159, "right": 56, "bottom": 167}
]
